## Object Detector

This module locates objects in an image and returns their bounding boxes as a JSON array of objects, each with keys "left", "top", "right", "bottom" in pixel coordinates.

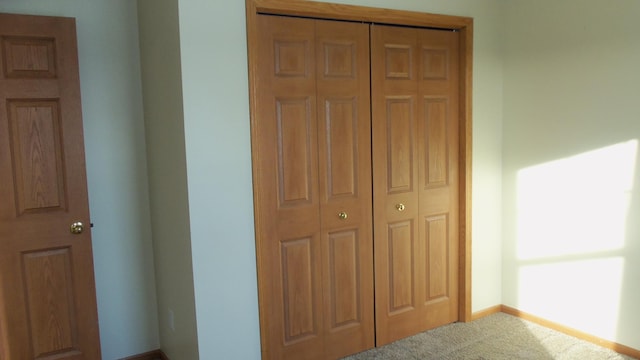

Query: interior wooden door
[
  {"left": 0, "top": 13, "right": 101, "bottom": 359},
  {"left": 371, "top": 24, "right": 460, "bottom": 346},
  {"left": 252, "top": 15, "right": 373, "bottom": 360},
  {"left": 315, "top": 20, "right": 374, "bottom": 360}
]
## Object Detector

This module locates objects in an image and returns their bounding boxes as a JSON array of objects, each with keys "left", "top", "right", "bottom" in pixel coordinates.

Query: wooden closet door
[
  {"left": 371, "top": 24, "right": 460, "bottom": 346},
  {"left": 316, "top": 20, "right": 374, "bottom": 360},
  {"left": 252, "top": 15, "right": 373, "bottom": 360}
]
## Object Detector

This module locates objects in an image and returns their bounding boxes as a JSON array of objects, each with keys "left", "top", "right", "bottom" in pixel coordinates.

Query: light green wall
[
  {"left": 502, "top": 0, "right": 640, "bottom": 349},
  {"left": 176, "top": 0, "right": 261, "bottom": 358},
  {"left": 137, "top": 0, "right": 199, "bottom": 359},
  {"left": 6, "top": 0, "right": 638, "bottom": 357},
  {"left": 0, "top": 1, "right": 159, "bottom": 358}
]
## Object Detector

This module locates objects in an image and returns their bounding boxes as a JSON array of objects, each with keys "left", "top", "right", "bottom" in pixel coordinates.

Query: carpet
[{"left": 342, "top": 313, "right": 635, "bottom": 359}]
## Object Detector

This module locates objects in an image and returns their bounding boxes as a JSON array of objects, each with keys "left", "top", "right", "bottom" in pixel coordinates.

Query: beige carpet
[{"left": 342, "top": 313, "right": 635, "bottom": 360}]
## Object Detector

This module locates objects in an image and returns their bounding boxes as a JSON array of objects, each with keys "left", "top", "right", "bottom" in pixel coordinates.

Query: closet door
[
  {"left": 316, "top": 20, "right": 374, "bottom": 360},
  {"left": 253, "top": 15, "right": 373, "bottom": 360},
  {"left": 371, "top": 24, "right": 460, "bottom": 346}
]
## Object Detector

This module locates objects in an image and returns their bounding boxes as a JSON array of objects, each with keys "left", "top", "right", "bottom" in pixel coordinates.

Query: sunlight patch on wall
[
  {"left": 518, "top": 257, "right": 624, "bottom": 340},
  {"left": 514, "top": 139, "right": 637, "bottom": 342},
  {"left": 516, "top": 140, "right": 637, "bottom": 260}
]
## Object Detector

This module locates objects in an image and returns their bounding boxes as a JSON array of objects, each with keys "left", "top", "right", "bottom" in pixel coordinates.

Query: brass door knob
[
  {"left": 338, "top": 212, "right": 348, "bottom": 220},
  {"left": 396, "top": 203, "right": 406, "bottom": 211},
  {"left": 70, "top": 222, "right": 84, "bottom": 234}
]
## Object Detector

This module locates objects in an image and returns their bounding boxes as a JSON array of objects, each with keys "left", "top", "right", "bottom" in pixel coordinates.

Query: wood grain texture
[
  {"left": 7, "top": 100, "right": 66, "bottom": 214},
  {"left": 253, "top": 15, "right": 323, "bottom": 360},
  {"left": 372, "top": 24, "right": 460, "bottom": 346},
  {"left": 250, "top": 14, "right": 373, "bottom": 360},
  {"left": 327, "top": 230, "right": 359, "bottom": 328},
  {"left": 0, "top": 12, "right": 101, "bottom": 359},
  {"left": 22, "top": 249, "right": 76, "bottom": 356},
  {"left": 245, "top": 2, "right": 273, "bottom": 358},
  {"left": 246, "top": 0, "right": 474, "bottom": 355},
  {"left": 371, "top": 24, "right": 420, "bottom": 346},
  {"left": 317, "top": 21, "right": 374, "bottom": 360}
]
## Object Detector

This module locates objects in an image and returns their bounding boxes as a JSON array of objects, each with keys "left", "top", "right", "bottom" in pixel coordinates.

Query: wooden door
[
  {"left": 371, "top": 24, "right": 460, "bottom": 346},
  {"left": 315, "top": 20, "right": 373, "bottom": 360},
  {"left": 0, "top": 13, "right": 101, "bottom": 359},
  {"left": 252, "top": 15, "right": 373, "bottom": 360}
]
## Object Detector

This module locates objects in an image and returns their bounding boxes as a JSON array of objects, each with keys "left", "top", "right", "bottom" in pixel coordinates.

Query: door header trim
[{"left": 250, "top": 0, "right": 472, "bottom": 29}]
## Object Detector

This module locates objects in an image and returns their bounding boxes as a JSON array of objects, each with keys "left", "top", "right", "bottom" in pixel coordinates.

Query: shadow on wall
[{"left": 512, "top": 139, "right": 638, "bottom": 346}]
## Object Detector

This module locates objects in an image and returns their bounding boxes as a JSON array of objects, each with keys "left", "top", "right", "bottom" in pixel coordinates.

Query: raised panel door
[
  {"left": 372, "top": 24, "right": 460, "bottom": 346},
  {"left": 315, "top": 20, "right": 373, "bottom": 360},
  {"left": 254, "top": 15, "right": 323, "bottom": 360},
  {"left": 371, "top": 25, "right": 423, "bottom": 345},
  {"left": 0, "top": 13, "right": 101, "bottom": 359},
  {"left": 417, "top": 29, "right": 459, "bottom": 330},
  {"left": 253, "top": 15, "right": 372, "bottom": 360}
]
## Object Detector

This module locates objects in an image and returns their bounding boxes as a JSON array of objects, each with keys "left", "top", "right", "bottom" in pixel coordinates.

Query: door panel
[
  {"left": 254, "top": 15, "right": 372, "bottom": 360},
  {"left": 372, "top": 25, "right": 422, "bottom": 345},
  {"left": 255, "top": 15, "right": 323, "bottom": 360},
  {"left": 323, "top": 98, "right": 357, "bottom": 198},
  {"left": 0, "top": 13, "right": 101, "bottom": 359},
  {"left": 316, "top": 20, "right": 373, "bottom": 360},
  {"left": 8, "top": 100, "right": 66, "bottom": 214},
  {"left": 418, "top": 28, "right": 459, "bottom": 330},
  {"left": 276, "top": 97, "right": 314, "bottom": 205},
  {"left": 386, "top": 97, "right": 415, "bottom": 193},
  {"left": 423, "top": 98, "right": 449, "bottom": 187},
  {"left": 22, "top": 248, "right": 78, "bottom": 357},
  {"left": 372, "top": 24, "right": 459, "bottom": 346},
  {"left": 388, "top": 220, "right": 415, "bottom": 314},
  {"left": 2, "top": 36, "right": 57, "bottom": 78},
  {"left": 327, "top": 229, "right": 359, "bottom": 328},
  {"left": 281, "top": 236, "right": 319, "bottom": 343},
  {"left": 424, "top": 214, "right": 449, "bottom": 301}
]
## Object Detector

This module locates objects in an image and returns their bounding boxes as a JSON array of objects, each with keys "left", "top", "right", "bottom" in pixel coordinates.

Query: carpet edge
[{"left": 500, "top": 305, "right": 640, "bottom": 359}]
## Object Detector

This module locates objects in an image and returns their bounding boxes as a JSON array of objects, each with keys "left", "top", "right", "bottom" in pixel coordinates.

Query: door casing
[{"left": 245, "top": 0, "right": 473, "bottom": 354}]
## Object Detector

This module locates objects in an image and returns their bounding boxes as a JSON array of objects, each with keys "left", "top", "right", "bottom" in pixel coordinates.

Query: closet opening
[{"left": 246, "top": 1, "right": 472, "bottom": 359}]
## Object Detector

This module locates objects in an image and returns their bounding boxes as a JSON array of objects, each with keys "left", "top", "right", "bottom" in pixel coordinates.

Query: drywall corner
[{"left": 137, "top": 0, "right": 199, "bottom": 358}]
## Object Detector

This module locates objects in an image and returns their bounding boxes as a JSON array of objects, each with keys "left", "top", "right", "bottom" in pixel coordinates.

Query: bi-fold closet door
[
  {"left": 371, "top": 24, "right": 460, "bottom": 346},
  {"left": 253, "top": 15, "right": 374, "bottom": 360},
  {"left": 252, "top": 14, "right": 460, "bottom": 360}
]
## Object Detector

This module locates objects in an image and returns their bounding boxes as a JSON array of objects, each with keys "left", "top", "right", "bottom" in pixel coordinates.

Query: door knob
[
  {"left": 396, "top": 203, "right": 406, "bottom": 211},
  {"left": 70, "top": 222, "right": 84, "bottom": 234},
  {"left": 338, "top": 212, "right": 348, "bottom": 220}
]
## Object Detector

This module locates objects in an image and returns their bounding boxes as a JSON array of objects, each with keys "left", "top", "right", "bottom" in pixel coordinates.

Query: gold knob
[
  {"left": 396, "top": 203, "right": 406, "bottom": 212},
  {"left": 338, "top": 211, "right": 348, "bottom": 220},
  {"left": 70, "top": 222, "right": 84, "bottom": 234}
]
